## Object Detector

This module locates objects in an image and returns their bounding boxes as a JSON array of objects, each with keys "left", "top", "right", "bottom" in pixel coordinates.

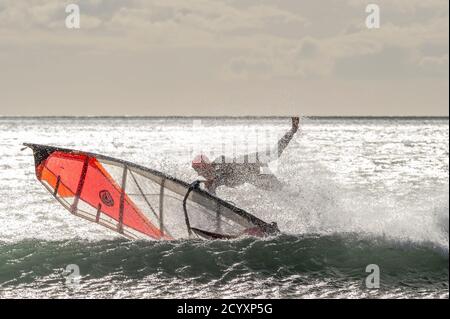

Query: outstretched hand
[{"left": 292, "top": 117, "right": 300, "bottom": 132}]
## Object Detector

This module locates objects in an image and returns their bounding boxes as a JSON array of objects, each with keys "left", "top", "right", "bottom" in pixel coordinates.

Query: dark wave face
[{"left": 0, "top": 234, "right": 447, "bottom": 298}]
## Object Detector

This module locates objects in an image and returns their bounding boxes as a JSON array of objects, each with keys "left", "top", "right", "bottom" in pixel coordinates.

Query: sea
[{"left": 0, "top": 117, "right": 448, "bottom": 298}]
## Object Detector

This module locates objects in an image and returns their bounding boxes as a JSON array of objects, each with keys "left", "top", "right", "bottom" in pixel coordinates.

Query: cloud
[
  {"left": 0, "top": 1, "right": 448, "bottom": 83},
  {"left": 418, "top": 54, "right": 449, "bottom": 75},
  {"left": 0, "top": 0, "right": 447, "bottom": 116},
  {"left": 346, "top": 0, "right": 449, "bottom": 14},
  {"left": 223, "top": 9, "right": 448, "bottom": 80},
  {"left": 226, "top": 56, "right": 272, "bottom": 79}
]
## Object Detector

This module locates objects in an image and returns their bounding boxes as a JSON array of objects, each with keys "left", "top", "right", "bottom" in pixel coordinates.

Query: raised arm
[
  {"left": 215, "top": 117, "right": 299, "bottom": 166},
  {"left": 276, "top": 117, "right": 299, "bottom": 158},
  {"left": 250, "top": 117, "right": 299, "bottom": 163}
]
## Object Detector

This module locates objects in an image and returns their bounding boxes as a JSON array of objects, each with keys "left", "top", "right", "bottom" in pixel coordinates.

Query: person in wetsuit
[{"left": 191, "top": 117, "right": 300, "bottom": 195}]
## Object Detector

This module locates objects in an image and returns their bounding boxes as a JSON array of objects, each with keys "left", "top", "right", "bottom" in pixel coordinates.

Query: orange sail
[
  {"left": 25, "top": 143, "right": 272, "bottom": 240},
  {"left": 36, "top": 150, "right": 168, "bottom": 240}
]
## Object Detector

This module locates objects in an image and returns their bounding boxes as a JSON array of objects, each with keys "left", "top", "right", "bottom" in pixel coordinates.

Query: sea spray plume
[{"left": 230, "top": 160, "right": 449, "bottom": 253}]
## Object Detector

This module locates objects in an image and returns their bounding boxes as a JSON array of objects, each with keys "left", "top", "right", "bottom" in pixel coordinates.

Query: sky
[{"left": 0, "top": 0, "right": 448, "bottom": 116}]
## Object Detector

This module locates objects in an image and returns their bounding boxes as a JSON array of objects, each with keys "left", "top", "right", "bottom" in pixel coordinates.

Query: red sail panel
[
  {"left": 37, "top": 151, "right": 169, "bottom": 240},
  {"left": 37, "top": 152, "right": 84, "bottom": 197}
]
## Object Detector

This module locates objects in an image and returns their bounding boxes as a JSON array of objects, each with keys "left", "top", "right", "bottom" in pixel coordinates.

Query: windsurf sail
[{"left": 24, "top": 143, "right": 272, "bottom": 240}]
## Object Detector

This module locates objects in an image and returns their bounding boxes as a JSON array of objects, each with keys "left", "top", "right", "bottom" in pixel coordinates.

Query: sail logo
[{"left": 99, "top": 190, "right": 114, "bottom": 207}]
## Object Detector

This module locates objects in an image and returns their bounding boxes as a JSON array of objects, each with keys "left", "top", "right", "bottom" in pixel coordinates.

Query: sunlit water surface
[{"left": 0, "top": 117, "right": 448, "bottom": 298}]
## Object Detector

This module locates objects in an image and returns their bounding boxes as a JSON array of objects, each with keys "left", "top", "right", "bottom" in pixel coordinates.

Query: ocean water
[{"left": 0, "top": 117, "right": 448, "bottom": 298}]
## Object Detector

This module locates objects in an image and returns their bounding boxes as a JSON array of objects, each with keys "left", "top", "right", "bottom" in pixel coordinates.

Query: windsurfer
[{"left": 192, "top": 117, "right": 300, "bottom": 194}]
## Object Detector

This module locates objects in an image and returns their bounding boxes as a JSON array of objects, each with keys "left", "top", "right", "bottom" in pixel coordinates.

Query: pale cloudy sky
[{"left": 0, "top": 0, "right": 448, "bottom": 116}]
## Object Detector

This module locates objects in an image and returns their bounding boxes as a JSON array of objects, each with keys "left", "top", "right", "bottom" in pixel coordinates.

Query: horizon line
[{"left": 0, "top": 115, "right": 448, "bottom": 119}]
